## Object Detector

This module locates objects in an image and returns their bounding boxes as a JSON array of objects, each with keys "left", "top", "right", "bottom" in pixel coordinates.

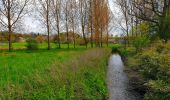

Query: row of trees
[
  {"left": 0, "top": 0, "right": 112, "bottom": 51},
  {"left": 115, "top": 0, "right": 170, "bottom": 44}
]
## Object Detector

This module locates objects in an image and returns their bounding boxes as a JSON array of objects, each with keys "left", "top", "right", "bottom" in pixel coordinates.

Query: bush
[
  {"left": 111, "top": 44, "right": 130, "bottom": 57},
  {"left": 133, "top": 36, "right": 150, "bottom": 52},
  {"left": 111, "top": 44, "right": 122, "bottom": 53},
  {"left": 139, "top": 48, "right": 170, "bottom": 100},
  {"left": 26, "top": 38, "right": 38, "bottom": 50},
  {"left": 76, "top": 38, "right": 87, "bottom": 46},
  {"left": 36, "top": 36, "right": 45, "bottom": 43}
]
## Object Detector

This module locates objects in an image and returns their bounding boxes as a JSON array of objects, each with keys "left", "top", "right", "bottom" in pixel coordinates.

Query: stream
[{"left": 107, "top": 54, "right": 141, "bottom": 100}]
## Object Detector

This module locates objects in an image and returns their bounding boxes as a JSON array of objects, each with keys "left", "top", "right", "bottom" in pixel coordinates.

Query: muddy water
[{"left": 107, "top": 54, "right": 141, "bottom": 100}]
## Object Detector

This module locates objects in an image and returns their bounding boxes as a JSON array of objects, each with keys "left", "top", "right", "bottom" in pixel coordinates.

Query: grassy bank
[
  {"left": 0, "top": 48, "right": 110, "bottom": 99},
  {"left": 124, "top": 41, "right": 170, "bottom": 100}
]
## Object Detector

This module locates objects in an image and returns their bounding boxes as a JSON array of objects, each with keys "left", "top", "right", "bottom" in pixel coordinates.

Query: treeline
[
  {"left": 0, "top": 0, "right": 112, "bottom": 51},
  {"left": 115, "top": 0, "right": 170, "bottom": 45}
]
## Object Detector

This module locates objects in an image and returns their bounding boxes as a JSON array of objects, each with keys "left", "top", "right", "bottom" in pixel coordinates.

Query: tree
[
  {"left": 52, "top": 0, "right": 62, "bottom": 48},
  {"left": 130, "top": 0, "right": 170, "bottom": 42},
  {"left": 92, "top": 0, "right": 110, "bottom": 47},
  {"left": 37, "top": 0, "right": 51, "bottom": 50},
  {"left": 0, "top": 0, "right": 29, "bottom": 51},
  {"left": 63, "top": 0, "right": 70, "bottom": 48},
  {"left": 69, "top": 0, "right": 77, "bottom": 48},
  {"left": 79, "top": 0, "right": 88, "bottom": 48},
  {"left": 89, "top": 0, "right": 94, "bottom": 48},
  {"left": 116, "top": 0, "right": 130, "bottom": 46}
]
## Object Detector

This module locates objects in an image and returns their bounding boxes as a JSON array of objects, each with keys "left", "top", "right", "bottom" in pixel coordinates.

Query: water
[{"left": 107, "top": 54, "right": 141, "bottom": 100}]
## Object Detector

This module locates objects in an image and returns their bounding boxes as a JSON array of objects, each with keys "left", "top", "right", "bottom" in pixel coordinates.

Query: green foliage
[
  {"left": 140, "top": 51, "right": 170, "bottom": 82},
  {"left": 132, "top": 36, "right": 150, "bottom": 52},
  {"left": 26, "top": 38, "right": 38, "bottom": 50},
  {"left": 144, "top": 80, "right": 170, "bottom": 100},
  {"left": 138, "top": 22, "right": 150, "bottom": 36},
  {"left": 126, "top": 41, "right": 170, "bottom": 100},
  {"left": 156, "top": 45, "right": 165, "bottom": 53},
  {"left": 112, "top": 44, "right": 130, "bottom": 58},
  {"left": 138, "top": 43, "right": 170, "bottom": 99},
  {"left": 159, "top": 10, "right": 170, "bottom": 41},
  {"left": 111, "top": 44, "right": 123, "bottom": 53}
]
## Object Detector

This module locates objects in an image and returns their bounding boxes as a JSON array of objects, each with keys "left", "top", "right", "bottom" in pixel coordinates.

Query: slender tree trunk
[
  {"left": 135, "top": 16, "right": 138, "bottom": 37},
  {"left": 66, "top": 17, "right": 69, "bottom": 49},
  {"left": 7, "top": 0, "right": 12, "bottom": 51},
  {"left": 125, "top": 18, "right": 129, "bottom": 47},
  {"left": 131, "top": 17, "right": 134, "bottom": 37},
  {"left": 90, "top": 22, "right": 93, "bottom": 48},
  {"left": 57, "top": 14, "right": 61, "bottom": 48},
  {"left": 72, "top": 21, "right": 76, "bottom": 48},
  {"left": 47, "top": 1, "right": 50, "bottom": 50},
  {"left": 90, "top": 0, "right": 93, "bottom": 48},
  {"left": 65, "top": 3, "right": 69, "bottom": 49},
  {"left": 100, "top": 28, "right": 103, "bottom": 47},
  {"left": 82, "top": 24, "right": 87, "bottom": 48},
  {"left": 107, "top": 27, "right": 109, "bottom": 47}
]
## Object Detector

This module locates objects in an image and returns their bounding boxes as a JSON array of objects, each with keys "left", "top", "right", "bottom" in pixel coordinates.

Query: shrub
[
  {"left": 156, "top": 45, "right": 165, "bottom": 53},
  {"left": 26, "top": 38, "right": 38, "bottom": 50},
  {"left": 133, "top": 36, "right": 150, "bottom": 52},
  {"left": 139, "top": 48, "right": 170, "bottom": 100},
  {"left": 111, "top": 44, "right": 122, "bottom": 53},
  {"left": 36, "top": 36, "right": 45, "bottom": 43},
  {"left": 111, "top": 44, "right": 129, "bottom": 57},
  {"left": 76, "top": 38, "right": 86, "bottom": 46}
]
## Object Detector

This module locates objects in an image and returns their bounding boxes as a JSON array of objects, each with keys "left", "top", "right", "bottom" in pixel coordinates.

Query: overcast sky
[{"left": 23, "top": 0, "right": 122, "bottom": 36}]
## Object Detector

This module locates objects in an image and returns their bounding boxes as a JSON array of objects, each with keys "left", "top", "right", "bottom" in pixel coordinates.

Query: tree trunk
[
  {"left": 90, "top": 1, "right": 93, "bottom": 48},
  {"left": 107, "top": 27, "right": 109, "bottom": 47},
  {"left": 7, "top": 0, "right": 12, "bottom": 51},
  {"left": 47, "top": 0, "right": 50, "bottom": 50},
  {"left": 100, "top": 28, "right": 103, "bottom": 47},
  {"left": 73, "top": 21, "right": 76, "bottom": 48},
  {"left": 66, "top": 18, "right": 69, "bottom": 49},
  {"left": 57, "top": 13, "right": 61, "bottom": 49},
  {"left": 82, "top": 25, "right": 87, "bottom": 48}
]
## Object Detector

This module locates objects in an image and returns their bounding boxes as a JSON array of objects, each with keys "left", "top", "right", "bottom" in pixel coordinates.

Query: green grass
[
  {"left": 0, "top": 48, "right": 111, "bottom": 99},
  {"left": 0, "top": 42, "right": 116, "bottom": 50},
  {"left": 0, "top": 43, "right": 87, "bottom": 50}
]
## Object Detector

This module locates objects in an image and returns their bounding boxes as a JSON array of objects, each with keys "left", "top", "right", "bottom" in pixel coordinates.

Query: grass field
[
  {"left": 0, "top": 47, "right": 111, "bottom": 99},
  {"left": 0, "top": 42, "right": 115, "bottom": 50},
  {"left": 0, "top": 43, "right": 87, "bottom": 50}
]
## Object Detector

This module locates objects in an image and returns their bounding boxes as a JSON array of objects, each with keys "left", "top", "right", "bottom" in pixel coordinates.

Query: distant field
[
  {"left": 0, "top": 48, "right": 110, "bottom": 99},
  {"left": 0, "top": 42, "right": 115, "bottom": 50},
  {"left": 0, "top": 42, "right": 87, "bottom": 50}
]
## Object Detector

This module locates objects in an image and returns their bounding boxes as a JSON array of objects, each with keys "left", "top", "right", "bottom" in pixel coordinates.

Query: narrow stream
[{"left": 107, "top": 54, "right": 141, "bottom": 100}]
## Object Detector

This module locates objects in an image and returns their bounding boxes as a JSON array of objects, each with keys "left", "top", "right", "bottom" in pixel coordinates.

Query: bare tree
[
  {"left": 0, "top": 0, "right": 29, "bottom": 51},
  {"left": 37, "top": 0, "right": 51, "bottom": 50},
  {"left": 63, "top": 0, "right": 70, "bottom": 48},
  {"left": 89, "top": 0, "right": 94, "bottom": 48},
  {"left": 52, "top": 0, "right": 62, "bottom": 48},
  {"left": 79, "top": 0, "right": 88, "bottom": 48},
  {"left": 116, "top": 0, "right": 130, "bottom": 46},
  {"left": 69, "top": 0, "right": 77, "bottom": 48}
]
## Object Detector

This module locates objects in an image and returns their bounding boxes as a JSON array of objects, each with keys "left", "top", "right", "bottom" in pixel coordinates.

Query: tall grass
[{"left": 0, "top": 48, "right": 110, "bottom": 99}]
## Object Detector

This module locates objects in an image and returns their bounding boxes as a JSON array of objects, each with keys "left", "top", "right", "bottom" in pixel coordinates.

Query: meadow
[{"left": 0, "top": 43, "right": 111, "bottom": 99}]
